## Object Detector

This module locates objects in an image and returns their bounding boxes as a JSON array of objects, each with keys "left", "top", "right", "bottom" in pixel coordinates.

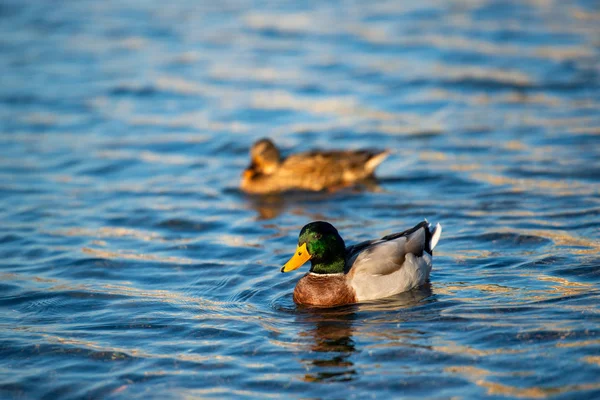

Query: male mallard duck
[
  {"left": 281, "top": 220, "right": 442, "bottom": 307},
  {"left": 240, "top": 138, "right": 389, "bottom": 194}
]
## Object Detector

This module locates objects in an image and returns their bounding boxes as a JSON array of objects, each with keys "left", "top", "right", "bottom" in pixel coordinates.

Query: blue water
[{"left": 1, "top": 0, "right": 600, "bottom": 398}]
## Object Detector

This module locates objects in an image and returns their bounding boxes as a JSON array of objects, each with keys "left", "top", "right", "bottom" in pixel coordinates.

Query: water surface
[{"left": 1, "top": 0, "right": 600, "bottom": 398}]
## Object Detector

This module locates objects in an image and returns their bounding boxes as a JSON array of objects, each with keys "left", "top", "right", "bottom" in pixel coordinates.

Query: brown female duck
[
  {"left": 281, "top": 220, "right": 442, "bottom": 307},
  {"left": 240, "top": 138, "right": 389, "bottom": 194}
]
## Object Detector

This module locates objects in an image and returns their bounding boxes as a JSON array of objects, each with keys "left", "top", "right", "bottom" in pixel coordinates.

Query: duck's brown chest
[{"left": 293, "top": 273, "right": 357, "bottom": 307}]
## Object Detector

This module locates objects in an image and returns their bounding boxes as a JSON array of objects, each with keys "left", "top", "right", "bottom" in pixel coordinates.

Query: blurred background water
[{"left": 1, "top": 0, "right": 599, "bottom": 398}]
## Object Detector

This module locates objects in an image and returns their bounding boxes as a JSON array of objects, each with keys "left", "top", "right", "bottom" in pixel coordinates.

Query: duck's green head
[{"left": 281, "top": 221, "right": 346, "bottom": 274}]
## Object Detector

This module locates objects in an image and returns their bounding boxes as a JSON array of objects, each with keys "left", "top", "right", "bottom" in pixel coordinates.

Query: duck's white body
[{"left": 347, "top": 222, "right": 441, "bottom": 301}]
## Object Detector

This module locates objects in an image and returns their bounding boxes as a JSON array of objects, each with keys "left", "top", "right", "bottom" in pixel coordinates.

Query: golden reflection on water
[
  {"left": 470, "top": 173, "right": 597, "bottom": 196},
  {"left": 436, "top": 283, "right": 514, "bottom": 296},
  {"left": 40, "top": 333, "right": 233, "bottom": 364},
  {"left": 434, "top": 340, "right": 524, "bottom": 357},
  {"left": 556, "top": 339, "right": 600, "bottom": 348},
  {"left": 582, "top": 356, "right": 600, "bottom": 366},
  {"left": 179, "top": 388, "right": 282, "bottom": 399},
  {"left": 436, "top": 272, "right": 596, "bottom": 309},
  {"left": 82, "top": 247, "right": 197, "bottom": 264},
  {"left": 528, "top": 230, "right": 600, "bottom": 255},
  {"left": 4, "top": 271, "right": 246, "bottom": 316},
  {"left": 477, "top": 379, "right": 600, "bottom": 398},
  {"left": 445, "top": 365, "right": 530, "bottom": 377},
  {"left": 59, "top": 226, "right": 167, "bottom": 242},
  {"left": 446, "top": 356, "right": 600, "bottom": 398}
]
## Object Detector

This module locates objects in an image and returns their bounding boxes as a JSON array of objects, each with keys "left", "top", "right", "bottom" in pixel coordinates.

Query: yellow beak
[
  {"left": 281, "top": 243, "right": 311, "bottom": 272},
  {"left": 242, "top": 168, "right": 255, "bottom": 180}
]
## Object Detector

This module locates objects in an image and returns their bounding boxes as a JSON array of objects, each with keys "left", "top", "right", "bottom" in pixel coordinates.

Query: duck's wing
[
  {"left": 281, "top": 149, "right": 389, "bottom": 186},
  {"left": 276, "top": 153, "right": 345, "bottom": 190},
  {"left": 312, "top": 149, "right": 390, "bottom": 178},
  {"left": 345, "top": 221, "right": 442, "bottom": 301},
  {"left": 345, "top": 221, "right": 441, "bottom": 275},
  {"left": 280, "top": 152, "right": 344, "bottom": 176}
]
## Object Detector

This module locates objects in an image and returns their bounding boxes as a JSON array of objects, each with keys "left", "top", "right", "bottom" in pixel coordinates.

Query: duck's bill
[
  {"left": 242, "top": 168, "right": 255, "bottom": 180},
  {"left": 281, "top": 243, "right": 311, "bottom": 273}
]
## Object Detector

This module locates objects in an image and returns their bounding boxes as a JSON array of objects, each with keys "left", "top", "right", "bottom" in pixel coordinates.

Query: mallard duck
[
  {"left": 240, "top": 138, "right": 389, "bottom": 194},
  {"left": 281, "top": 220, "right": 442, "bottom": 307}
]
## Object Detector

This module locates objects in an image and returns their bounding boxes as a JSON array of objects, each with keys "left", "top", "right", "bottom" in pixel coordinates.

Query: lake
[{"left": 1, "top": 0, "right": 599, "bottom": 398}]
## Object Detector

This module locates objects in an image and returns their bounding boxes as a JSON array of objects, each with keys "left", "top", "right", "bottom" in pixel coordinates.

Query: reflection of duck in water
[
  {"left": 240, "top": 138, "right": 389, "bottom": 194},
  {"left": 245, "top": 183, "right": 381, "bottom": 220},
  {"left": 297, "top": 286, "right": 433, "bottom": 383},
  {"left": 300, "top": 310, "right": 357, "bottom": 383},
  {"left": 281, "top": 220, "right": 442, "bottom": 307}
]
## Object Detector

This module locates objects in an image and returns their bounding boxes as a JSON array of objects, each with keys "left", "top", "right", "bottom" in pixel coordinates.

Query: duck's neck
[{"left": 309, "top": 256, "right": 345, "bottom": 274}]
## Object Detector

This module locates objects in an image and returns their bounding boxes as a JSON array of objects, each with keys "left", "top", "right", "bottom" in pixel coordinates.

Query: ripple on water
[{"left": 1, "top": 0, "right": 600, "bottom": 398}]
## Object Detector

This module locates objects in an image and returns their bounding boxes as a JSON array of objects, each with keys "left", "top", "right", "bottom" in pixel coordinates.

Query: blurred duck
[
  {"left": 281, "top": 220, "right": 442, "bottom": 307},
  {"left": 240, "top": 138, "right": 389, "bottom": 194}
]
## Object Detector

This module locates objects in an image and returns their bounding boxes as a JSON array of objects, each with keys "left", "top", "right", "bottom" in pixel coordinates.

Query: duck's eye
[{"left": 314, "top": 233, "right": 322, "bottom": 240}]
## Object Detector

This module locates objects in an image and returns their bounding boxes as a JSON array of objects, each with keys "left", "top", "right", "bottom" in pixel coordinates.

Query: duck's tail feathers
[
  {"left": 424, "top": 220, "right": 442, "bottom": 253},
  {"left": 364, "top": 150, "right": 391, "bottom": 173}
]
